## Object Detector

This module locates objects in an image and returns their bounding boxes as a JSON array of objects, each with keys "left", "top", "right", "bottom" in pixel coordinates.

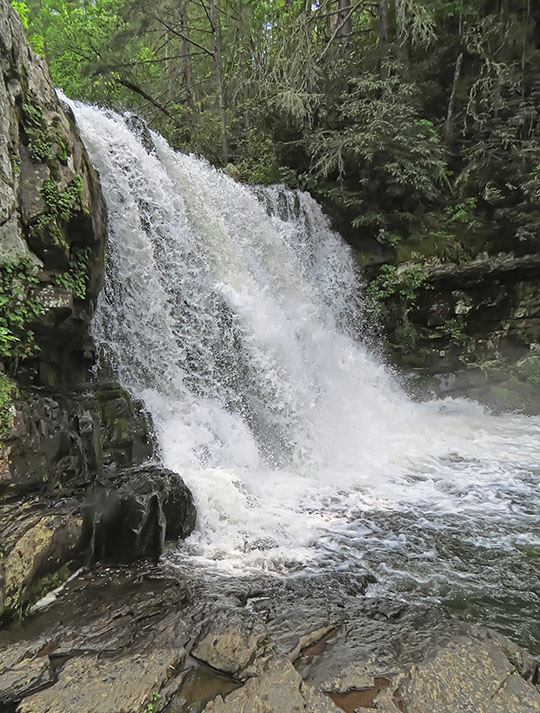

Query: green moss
[
  {"left": 18, "top": 563, "right": 72, "bottom": 619},
  {"left": 10, "top": 153, "right": 20, "bottom": 176},
  {"left": 0, "top": 372, "right": 18, "bottom": 435},
  {"left": 56, "top": 135, "right": 70, "bottom": 163}
]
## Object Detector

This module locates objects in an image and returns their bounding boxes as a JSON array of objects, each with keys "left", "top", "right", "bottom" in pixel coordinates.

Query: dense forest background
[{"left": 11, "top": 0, "right": 540, "bottom": 258}]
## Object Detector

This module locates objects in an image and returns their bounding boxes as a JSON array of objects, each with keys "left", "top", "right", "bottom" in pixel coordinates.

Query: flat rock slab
[
  {"left": 18, "top": 651, "right": 186, "bottom": 713},
  {"left": 0, "top": 565, "right": 538, "bottom": 713}
]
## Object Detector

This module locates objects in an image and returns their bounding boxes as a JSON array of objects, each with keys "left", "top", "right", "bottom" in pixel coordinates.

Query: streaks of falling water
[{"left": 66, "top": 98, "right": 540, "bottom": 653}]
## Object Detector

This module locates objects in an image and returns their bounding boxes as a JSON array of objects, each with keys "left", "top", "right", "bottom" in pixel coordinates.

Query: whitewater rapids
[{"left": 66, "top": 98, "right": 540, "bottom": 652}]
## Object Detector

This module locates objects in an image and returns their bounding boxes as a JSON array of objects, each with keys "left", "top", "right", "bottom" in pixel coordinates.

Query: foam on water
[{"left": 65, "top": 98, "right": 540, "bottom": 651}]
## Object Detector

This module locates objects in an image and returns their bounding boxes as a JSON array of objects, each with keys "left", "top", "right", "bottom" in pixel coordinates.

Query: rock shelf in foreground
[{"left": 0, "top": 565, "right": 538, "bottom": 713}]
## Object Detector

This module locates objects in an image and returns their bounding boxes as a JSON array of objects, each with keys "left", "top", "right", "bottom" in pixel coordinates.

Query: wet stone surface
[{"left": 0, "top": 564, "right": 538, "bottom": 713}]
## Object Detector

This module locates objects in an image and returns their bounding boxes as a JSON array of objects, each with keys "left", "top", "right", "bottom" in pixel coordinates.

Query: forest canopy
[{"left": 12, "top": 0, "right": 540, "bottom": 253}]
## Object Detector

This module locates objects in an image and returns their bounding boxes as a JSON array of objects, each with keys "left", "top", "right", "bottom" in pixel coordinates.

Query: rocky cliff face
[
  {"left": 0, "top": 0, "right": 105, "bottom": 386},
  {"left": 0, "top": 0, "right": 196, "bottom": 623},
  {"left": 355, "top": 227, "right": 540, "bottom": 411}
]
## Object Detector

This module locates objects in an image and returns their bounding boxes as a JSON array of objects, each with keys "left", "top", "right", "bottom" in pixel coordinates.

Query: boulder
[
  {"left": 83, "top": 465, "right": 196, "bottom": 564},
  {"left": 0, "top": 383, "right": 195, "bottom": 620},
  {"left": 1, "top": 384, "right": 153, "bottom": 496},
  {"left": 0, "top": 497, "right": 82, "bottom": 622}
]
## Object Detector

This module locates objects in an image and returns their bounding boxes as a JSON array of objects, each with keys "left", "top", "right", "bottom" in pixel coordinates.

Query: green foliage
[
  {"left": 0, "top": 373, "right": 19, "bottom": 435},
  {"left": 440, "top": 316, "right": 467, "bottom": 345},
  {"left": 31, "top": 176, "right": 83, "bottom": 248},
  {"left": 53, "top": 247, "right": 91, "bottom": 300},
  {"left": 22, "top": 101, "right": 65, "bottom": 166},
  {"left": 28, "top": 134, "right": 54, "bottom": 163},
  {"left": 17, "top": 0, "right": 540, "bottom": 261},
  {"left": 0, "top": 257, "right": 43, "bottom": 362},
  {"left": 10, "top": 154, "right": 20, "bottom": 177},
  {"left": 22, "top": 101, "right": 43, "bottom": 128},
  {"left": 308, "top": 72, "right": 448, "bottom": 238},
  {"left": 370, "top": 260, "right": 431, "bottom": 307},
  {"left": 42, "top": 177, "right": 82, "bottom": 221},
  {"left": 22, "top": 0, "right": 128, "bottom": 102},
  {"left": 235, "top": 129, "right": 296, "bottom": 185},
  {"left": 376, "top": 230, "right": 402, "bottom": 248},
  {"left": 56, "top": 136, "right": 70, "bottom": 163},
  {"left": 10, "top": 1, "right": 29, "bottom": 28}
]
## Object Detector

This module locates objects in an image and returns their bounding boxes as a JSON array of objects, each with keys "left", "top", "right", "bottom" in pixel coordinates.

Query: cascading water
[{"left": 66, "top": 99, "right": 540, "bottom": 653}]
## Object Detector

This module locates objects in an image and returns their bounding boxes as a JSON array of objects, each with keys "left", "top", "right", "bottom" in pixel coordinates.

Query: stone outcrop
[
  {"left": 360, "top": 246, "right": 540, "bottom": 411},
  {"left": 0, "top": 566, "right": 537, "bottom": 713},
  {"left": 0, "top": 0, "right": 106, "bottom": 386},
  {"left": 0, "top": 0, "right": 196, "bottom": 626},
  {"left": 1, "top": 383, "right": 153, "bottom": 495},
  {"left": 0, "top": 384, "right": 196, "bottom": 622},
  {"left": 84, "top": 464, "right": 196, "bottom": 564}
]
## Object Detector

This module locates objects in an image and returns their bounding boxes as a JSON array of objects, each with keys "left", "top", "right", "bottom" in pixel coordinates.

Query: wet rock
[
  {"left": 192, "top": 608, "right": 270, "bottom": 678},
  {"left": 1, "top": 384, "right": 152, "bottom": 495},
  {"left": 0, "top": 384, "right": 194, "bottom": 619},
  {"left": 0, "top": 497, "right": 82, "bottom": 620},
  {"left": 0, "top": 464, "right": 195, "bottom": 618},
  {"left": 0, "top": 568, "right": 538, "bottom": 713},
  {"left": 201, "top": 657, "right": 341, "bottom": 713},
  {"left": 83, "top": 465, "right": 196, "bottom": 564},
  {"left": 366, "top": 246, "right": 540, "bottom": 412},
  {"left": 390, "top": 629, "right": 540, "bottom": 713},
  {"left": 35, "top": 285, "right": 74, "bottom": 325},
  {"left": 18, "top": 650, "right": 186, "bottom": 713},
  {"left": 0, "top": 655, "right": 52, "bottom": 706},
  {"left": 124, "top": 114, "right": 155, "bottom": 154},
  {"left": 165, "top": 662, "right": 242, "bottom": 713},
  {"left": 0, "top": 0, "right": 107, "bottom": 386},
  {"left": 0, "top": 566, "right": 190, "bottom": 710}
]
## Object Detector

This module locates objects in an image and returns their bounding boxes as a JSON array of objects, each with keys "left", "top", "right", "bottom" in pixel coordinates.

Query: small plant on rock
[
  {"left": 31, "top": 175, "right": 83, "bottom": 248},
  {"left": 0, "top": 256, "right": 43, "bottom": 362},
  {"left": 0, "top": 372, "right": 18, "bottom": 435},
  {"left": 53, "top": 247, "right": 91, "bottom": 299}
]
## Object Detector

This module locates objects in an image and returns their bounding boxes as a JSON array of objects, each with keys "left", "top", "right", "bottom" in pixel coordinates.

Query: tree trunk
[
  {"left": 179, "top": 0, "right": 197, "bottom": 119},
  {"left": 445, "top": 52, "right": 463, "bottom": 144},
  {"left": 395, "top": 0, "right": 409, "bottom": 75},
  {"left": 377, "top": 0, "right": 390, "bottom": 79},
  {"left": 208, "top": 0, "right": 229, "bottom": 164}
]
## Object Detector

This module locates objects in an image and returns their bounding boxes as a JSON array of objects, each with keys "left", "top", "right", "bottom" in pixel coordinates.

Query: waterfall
[{"left": 67, "top": 99, "right": 539, "bottom": 651}]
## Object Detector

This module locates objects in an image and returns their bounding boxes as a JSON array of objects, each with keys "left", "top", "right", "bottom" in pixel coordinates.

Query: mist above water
[{"left": 67, "top": 98, "right": 540, "bottom": 653}]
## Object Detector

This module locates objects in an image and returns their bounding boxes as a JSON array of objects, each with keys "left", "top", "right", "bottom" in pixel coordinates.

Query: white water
[{"left": 67, "top": 100, "right": 540, "bottom": 650}]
